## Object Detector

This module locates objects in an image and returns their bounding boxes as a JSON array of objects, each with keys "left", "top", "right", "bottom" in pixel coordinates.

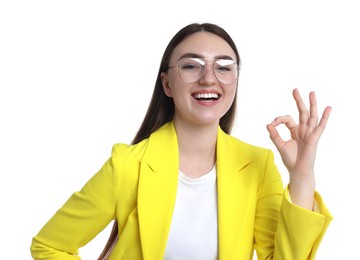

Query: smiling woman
[
  {"left": 161, "top": 31, "right": 239, "bottom": 131},
  {"left": 30, "top": 22, "right": 333, "bottom": 260}
]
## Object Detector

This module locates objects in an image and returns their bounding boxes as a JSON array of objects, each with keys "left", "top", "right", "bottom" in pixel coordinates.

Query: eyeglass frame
[{"left": 166, "top": 57, "right": 240, "bottom": 85}]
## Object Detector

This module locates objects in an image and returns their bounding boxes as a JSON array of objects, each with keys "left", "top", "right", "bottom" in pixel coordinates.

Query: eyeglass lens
[{"left": 178, "top": 58, "right": 238, "bottom": 84}]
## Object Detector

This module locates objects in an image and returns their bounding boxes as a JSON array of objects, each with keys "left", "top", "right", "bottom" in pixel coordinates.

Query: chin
[{"left": 194, "top": 117, "right": 221, "bottom": 127}]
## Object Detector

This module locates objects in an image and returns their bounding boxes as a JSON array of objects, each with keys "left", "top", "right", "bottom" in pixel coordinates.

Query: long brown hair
[{"left": 98, "top": 22, "right": 241, "bottom": 259}]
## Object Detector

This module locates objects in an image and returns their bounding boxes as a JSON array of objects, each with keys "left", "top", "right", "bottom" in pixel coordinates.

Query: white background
[{"left": 1, "top": 1, "right": 359, "bottom": 259}]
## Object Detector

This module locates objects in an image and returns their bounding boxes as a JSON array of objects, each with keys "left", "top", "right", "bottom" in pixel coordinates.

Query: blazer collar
[
  {"left": 137, "top": 122, "right": 253, "bottom": 259},
  {"left": 216, "top": 127, "right": 253, "bottom": 259},
  {"left": 137, "top": 122, "right": 179, "bottom": 259}
]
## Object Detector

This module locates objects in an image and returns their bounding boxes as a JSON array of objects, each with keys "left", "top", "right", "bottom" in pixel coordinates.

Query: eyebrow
[{"left": 177, "top": 53, "right": 235, "bottom": 62}]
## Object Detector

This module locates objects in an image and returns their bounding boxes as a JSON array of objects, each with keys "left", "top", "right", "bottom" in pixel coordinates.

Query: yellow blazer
[{"left": 31, "top": 122, "right": 332, "bottom": 259}]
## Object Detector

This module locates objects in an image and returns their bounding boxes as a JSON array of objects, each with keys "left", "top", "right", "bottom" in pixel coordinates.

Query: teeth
[{"left": 193, "top": 93, "right": 219, "bottom": 99}]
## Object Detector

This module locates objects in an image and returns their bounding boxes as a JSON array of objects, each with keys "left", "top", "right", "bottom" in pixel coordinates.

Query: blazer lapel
[
  {"left": 216, "top": 128, "right": 253, "bottom": 259},
  {"left": 137, "top": 122, "right": 179, "bottom": 259},
  {"left": 137, "top": 123, "right": 254, "bottom": 259}
]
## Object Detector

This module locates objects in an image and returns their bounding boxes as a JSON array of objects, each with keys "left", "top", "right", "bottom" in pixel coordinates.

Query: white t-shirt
[{"left": 164, "top": 166, "right": 218, "bottom": 260}]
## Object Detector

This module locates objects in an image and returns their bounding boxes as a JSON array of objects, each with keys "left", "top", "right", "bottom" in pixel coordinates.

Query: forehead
[{"left": 171, "top": 32, "right": 236, "bottom": 61}]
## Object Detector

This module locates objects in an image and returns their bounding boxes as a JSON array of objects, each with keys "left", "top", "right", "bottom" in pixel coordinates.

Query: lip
[
  {"left": 191, "top": 89, "right": 222, "bottom": 97},
  {"left": 191, "top": 90, "right": 222, "bottom": 106}
]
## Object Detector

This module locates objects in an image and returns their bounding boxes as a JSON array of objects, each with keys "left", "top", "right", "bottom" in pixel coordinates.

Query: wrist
[{"left": 289, "top": 178, "right": 315, "bottom": 210}]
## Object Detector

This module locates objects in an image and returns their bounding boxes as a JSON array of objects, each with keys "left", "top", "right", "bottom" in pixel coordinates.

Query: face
[{"left": 161, "top": 32, "right": 238, "bottom": 128}]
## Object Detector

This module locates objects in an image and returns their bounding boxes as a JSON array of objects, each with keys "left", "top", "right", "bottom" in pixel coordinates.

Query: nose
[{"left": 198, "top": 63, "right": 217, "bottom": 85}]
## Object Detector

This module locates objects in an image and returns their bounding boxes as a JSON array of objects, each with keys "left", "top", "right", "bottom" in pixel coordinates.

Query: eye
[
  {"left": 181, "top": 63, "right": 200, "bottom": 70},
  {"left": 217, "top": 66, "right": 231, "bottom": 72},
  {"left": 215, "top": 60, "right": 236, "bottom": 73},
  {"left": 180, "top": 58, "right": 202, "bottom": 71}
]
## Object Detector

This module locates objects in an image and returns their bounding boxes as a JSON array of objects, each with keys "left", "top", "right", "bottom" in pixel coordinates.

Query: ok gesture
[{"left": 266, "top": 88, "right": 332, "bottom": 210}]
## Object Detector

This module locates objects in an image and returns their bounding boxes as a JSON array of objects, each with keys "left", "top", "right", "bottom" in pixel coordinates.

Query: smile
[{"left": 192, "top": 93, "right": 220, "bottom": 102}]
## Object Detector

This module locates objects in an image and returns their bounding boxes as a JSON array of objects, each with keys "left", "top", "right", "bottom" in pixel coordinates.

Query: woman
[{"left": 31, "top": 23, "right": 332, "bottom": 259}]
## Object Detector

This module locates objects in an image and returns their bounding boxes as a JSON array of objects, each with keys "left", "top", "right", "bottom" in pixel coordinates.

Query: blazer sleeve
[
  {"left": 254, "top": 150, "right": 333, "bottom": 260},
  {"left": 30, "top": 146, "right": 122, "bottom": 259},
  {"left": 273, "top": 187, "right": 333, "bottom": 259}
]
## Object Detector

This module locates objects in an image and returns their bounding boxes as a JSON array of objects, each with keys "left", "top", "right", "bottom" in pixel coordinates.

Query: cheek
[
  {"left": 168, "top": 80, "right": 189, "bottom": 97},
  {"left": 223, "top": 86, "right": 237, "bottom": 111},
  {"left": 225, "top": 85, "right": 237, "bottom": 101},
  {"left": 170, "top": 75, "right": 185, "bottom": 88}
]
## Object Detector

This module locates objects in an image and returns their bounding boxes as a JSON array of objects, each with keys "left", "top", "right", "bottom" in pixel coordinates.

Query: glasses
[{"left": 167, "top": 57, "right": 239, "bottom": 85}]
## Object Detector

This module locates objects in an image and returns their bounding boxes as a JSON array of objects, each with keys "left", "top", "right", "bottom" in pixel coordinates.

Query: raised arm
[{"left": 266, "top": 88, "right": 331, "bottom": 210}]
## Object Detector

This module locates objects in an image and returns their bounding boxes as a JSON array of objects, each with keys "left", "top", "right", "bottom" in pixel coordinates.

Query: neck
[{"left": 173, "top": 119, "right": 218, "bottom": 178}]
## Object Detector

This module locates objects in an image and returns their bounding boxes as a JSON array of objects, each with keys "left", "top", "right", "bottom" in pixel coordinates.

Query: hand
[{"left": 266, "top": 88, "right": 331, "bottom": 209}]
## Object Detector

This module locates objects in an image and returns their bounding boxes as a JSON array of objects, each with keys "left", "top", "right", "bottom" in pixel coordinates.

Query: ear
[{"left": 161, "top": 72, "right": 173, "bottom": 97}]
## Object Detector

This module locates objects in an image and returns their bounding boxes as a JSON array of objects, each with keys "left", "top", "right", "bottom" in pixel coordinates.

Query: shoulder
[
  {"left": 219, "top": 129, "right": 273, "bottom": 160},
  {"left": 110, "top": 122, "right": 174, "bottom": 162},
  {"left": 111, "top": 138, "right": 149, "bottom": 162}
]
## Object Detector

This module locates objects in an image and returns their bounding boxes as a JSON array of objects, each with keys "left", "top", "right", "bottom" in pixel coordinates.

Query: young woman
[{"left": 31, "top": 23, "right": 332, "bottom": 260}]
